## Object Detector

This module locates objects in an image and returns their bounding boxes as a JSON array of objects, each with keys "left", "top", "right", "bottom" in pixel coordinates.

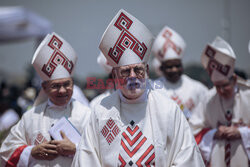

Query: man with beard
[
  {"left": 0, "top": 32, "right": 91, "bottom": 167},
  {"left": 151, "top": 26, "right": 208, "bottom": 119},
  {"left": 72, "top": 9, "right": 205, "bottom": 167},
  {"left": 189, "top": 36, "right": 250, "bottom": 167}
]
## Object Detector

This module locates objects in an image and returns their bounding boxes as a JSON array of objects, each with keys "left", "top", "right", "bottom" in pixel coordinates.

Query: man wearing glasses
[
  {"left": 72, "top": 9, "right": 204, "bottom": 167},
  {"left": 0, "top": 33, "right": 91, "bottom": 167}
]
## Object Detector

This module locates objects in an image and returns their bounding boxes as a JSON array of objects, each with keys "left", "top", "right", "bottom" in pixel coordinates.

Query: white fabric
[
  {"left": 99, "top": 9, "right": 154, "bottom": 67},
  {"left": 97, "top": 52, "right": 112, "bottom": 74},
  {"left": 152, "top": 26, "right": 186, "bottom": 61},
  {"left": 0, "top": 109, "right": 19, "bottom": 131},
  {"left": 118, "top": 100, "right": 155, "bottom": 166},
  {"left": 151, "top": 57, "right": 162, "bottom": 76},
  {"left": 154, "top": 75, "right": 208, "bottom": 116},
  {"left": 32, "top": 32, "right": 77, "bottom": 81},
  {"left": 0, "top": 99, "right": 91, "bottom": 167},
  {"left": 238, "top": 126, "right": 250, "bottom": 159},
  {"left": 17, "top": 145, "right": 34, "bottom": 167},
  {"left": 90, "top": 90, "right": 112, "bottom": 109},
  {"left": 201, "top": 36, "right": 236, "bottom": 83},
  {"left": 118, "top": 89, "right": 148, "bottom": 104},
  {"left": 189, "top": 86, "right": 250, "bottom": 167},
  {"left": 198, "top": 129, "right": 216, "bottom": 162},
  {"left": 72, "top": 85, "right": 89, "bottom": 107},
  {"left": 72, "top": 88, "right": 205, "bottom": 167}
]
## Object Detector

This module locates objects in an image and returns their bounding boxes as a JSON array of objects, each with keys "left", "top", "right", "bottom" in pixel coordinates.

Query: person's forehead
[
  {"left": 49, "top": 77, "right": 72, "bottom": 84},
  {"left": 214, "top": 79, "right": 230, "bottom": 86},
  {"left": 118, "top": 63, "right": 145, "bottom": 70}
]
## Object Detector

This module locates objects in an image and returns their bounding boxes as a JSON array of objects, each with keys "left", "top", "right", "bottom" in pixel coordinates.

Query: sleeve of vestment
[
  {"left": 71, "top": 110, "right": 102, "bottom": 167},
  {"left": 238, "top": 126, "right": 250, "bottom": 159},
  {"left": 170, "top": 105, "right": 205, "bottom": 167},
  {"left": 0, "top": 117, "right": 28, "bottom": 167}
]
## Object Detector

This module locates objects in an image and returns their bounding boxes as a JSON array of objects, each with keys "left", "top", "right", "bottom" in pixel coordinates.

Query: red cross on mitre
[
  {"left": 99, "top": 9, "right": 153, "bottom": 67},
  {"left": 158, "top": 29, "right": 182, "bottom": 58},
  {"left": 204, "top": 45, "right": 231, "bottom": 77},
  {"left": 107, "top": 12, "right": 147, "bottom": 64},
  {"left": 41, "top": 35, "right": 74, "bottom": 78}
]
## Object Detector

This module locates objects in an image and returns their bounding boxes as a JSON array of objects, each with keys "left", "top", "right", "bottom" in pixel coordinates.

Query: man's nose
[
  {"left": 58, "top": 86, "right": 67, "bottom": 93},
  {"left": 171, "top": 66, "right": 178, "bottom": 72},
  {"left": 129, "top": 68, "right": 137, "bottom": 77}
]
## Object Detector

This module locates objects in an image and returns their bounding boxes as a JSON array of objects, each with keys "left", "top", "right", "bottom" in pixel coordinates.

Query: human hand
[
  {"left": 224, "top": 126, "right": 241, "bottom": 140},
  {"left": 50, "top": 131, "right": 76, "bottom": 156},
  {"left": 214, "top": 125, "right": 227, "bottom": 140},
  {"left": 31, "top": 141, "right": 58, "bottom": 160}
]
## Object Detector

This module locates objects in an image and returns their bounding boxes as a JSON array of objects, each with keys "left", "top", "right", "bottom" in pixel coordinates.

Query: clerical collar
[
  {"left": 47, "top": 99, "right": 72, "bottom": 109},
  {"left": 118, "top": 89, "right": 149, "bottom": 104}
]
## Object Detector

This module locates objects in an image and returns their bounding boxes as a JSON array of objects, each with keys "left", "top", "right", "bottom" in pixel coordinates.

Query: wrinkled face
[
  {"left": 214, "top": 76, "right": 236, "bottom": 99},
  {"left": 113, "top": 63, "right": 148, "bottom": 100},
  {"left": 160, "top": 59, "right": 183, "bottom": 83},
  {"left": 42, "top": 77, "right": 73, "bottom": 106}
]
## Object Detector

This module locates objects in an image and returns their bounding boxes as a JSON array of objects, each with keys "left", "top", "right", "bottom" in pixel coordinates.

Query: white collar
[
  {"left": 47, "top": 98, "right": 72, "bottom": 110},
  {"left": 118, "top": 89, "right": 149, "bottom": 104}
]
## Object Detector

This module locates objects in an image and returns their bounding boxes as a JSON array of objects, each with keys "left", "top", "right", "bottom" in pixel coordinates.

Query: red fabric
[
  {"left": 6, "top": 145, "right": 28, "bottom": 167},
  {"left": 195, "top": 128, "right": 211, "bottom": 145}
]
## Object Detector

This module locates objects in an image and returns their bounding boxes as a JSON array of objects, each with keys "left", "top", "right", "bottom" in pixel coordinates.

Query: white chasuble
[
  {"left": 154, "top": 75, "right": 208, "bottom": 119},
  {"left": 189, "top": 87, "right": 250, "bottom": 167},
  {"left": 72, "top": 88, "right": 205, "bottom": 167},
  {"left": 0, "top": 99, "right": 91, "bottom": 167}
]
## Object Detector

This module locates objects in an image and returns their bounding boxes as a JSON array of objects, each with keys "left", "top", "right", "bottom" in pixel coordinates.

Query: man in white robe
[
  {"left": 151, "top": 26, "right": 208, "bottom": 119},
  {"left": 72, "top": 9, "right": 205, "bottom": 167},
  {"left": 0, "top": 32, "right": 91, "bottom": 167},
  {"left": 189, "top": 36, "right": 250, "bottom": 167}
]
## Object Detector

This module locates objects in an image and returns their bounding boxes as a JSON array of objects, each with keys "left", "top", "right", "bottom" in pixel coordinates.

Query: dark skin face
[{"left": 160, "top": 59, "right": 183, "bottom": 83}]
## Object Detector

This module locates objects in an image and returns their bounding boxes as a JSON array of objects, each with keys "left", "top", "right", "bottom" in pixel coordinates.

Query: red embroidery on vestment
[
  {"left": 101, "top": 118, "right": 120, "bottom": 145},
  {"left": 34, "top": 133, "right": 48, "bottom": 145},
  {"left": 119, "top": 124, "right": 155, "bottom": 166}
]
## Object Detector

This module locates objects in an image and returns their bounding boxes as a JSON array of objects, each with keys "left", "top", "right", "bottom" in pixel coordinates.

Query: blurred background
[{"left": 0, "top": 0, "right": 249, "bottom": 139}]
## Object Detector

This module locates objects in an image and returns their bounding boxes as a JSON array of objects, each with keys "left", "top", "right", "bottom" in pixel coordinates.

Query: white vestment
[
  {"left": 154, "top": 75, "right": 208, "bottom": 119},
  {"left": 0, "top": 99, "right": 91, "bottom": 167},
  {"left": 72, "top": 85, "right": 89, "bottom": 107},
  {"left": 189, "top": 86, "right": 250, "bottom": 167},
  {"left": 72, "top": 88, "right": 205, "bottom": 167},
  {"left": 89, "top": 90, "right": 112, "bottom": 109}
]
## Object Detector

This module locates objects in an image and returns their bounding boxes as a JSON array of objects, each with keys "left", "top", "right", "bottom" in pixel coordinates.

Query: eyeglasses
[
  {"left": 119, "top": 66, "right": 146, "bottom": 78},
  {"left": 49, "top": 80, "right": 73, "bottom": 90}
]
